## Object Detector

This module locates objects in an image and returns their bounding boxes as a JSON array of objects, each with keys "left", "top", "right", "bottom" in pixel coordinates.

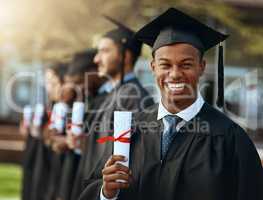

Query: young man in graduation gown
[
  {"left": 57, "top": 49, "right": 105, "bottom": 200},
  {"left": 80, "top": 8, "right": 263, "bottom": 200},
  {"left": 20, "top": 109, "right": 37, "bottom": 200},
  {"left": 28, "top": 63, "right": 68, "bottom": 200},
  {"left": 70, "top": 16, "right": 154, "bottom": 200}
]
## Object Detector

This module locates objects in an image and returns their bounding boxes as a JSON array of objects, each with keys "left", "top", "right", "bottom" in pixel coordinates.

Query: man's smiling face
[{"left": 151, "top": 43, "right": 206, "bottom": 112}]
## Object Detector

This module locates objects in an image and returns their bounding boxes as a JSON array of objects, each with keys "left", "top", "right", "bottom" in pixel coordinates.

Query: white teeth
[{"left": 166, "top": 83, "right": 185, "bottom": 91}]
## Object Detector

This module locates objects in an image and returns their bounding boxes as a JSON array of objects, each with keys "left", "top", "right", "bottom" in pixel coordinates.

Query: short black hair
[{"left": 111, "top": 40, "right": 140, "bottom": 66}]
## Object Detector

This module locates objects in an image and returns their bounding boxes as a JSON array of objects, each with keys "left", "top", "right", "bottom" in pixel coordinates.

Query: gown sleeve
[{"left": 78, "top": 178, "right": 102, "bottom": 200}]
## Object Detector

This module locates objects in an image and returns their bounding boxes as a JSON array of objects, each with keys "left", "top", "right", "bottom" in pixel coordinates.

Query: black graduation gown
[
  {"left": 21, "top": 135, "right": 39, "bottom": 200},
  {"left": 45, "top": 150, "right": 65, "bottom": 200},
  {"left": 57, "top": 93, "right": 108, "bottom": 200},
  {"left": 57, "top": 151, "right": 81, "bottom": 200},
  {"left": 72, "top": 78, "right": 154, "bottom": 200},
  {"left": 30, "top": 139, "right": 52, "bottom": 200},
  {"left": 29, "top": 110, "right": 51, "bottom": 200},
  {"left": 79, "top": 103, "right": 263, "bottom": 200}
]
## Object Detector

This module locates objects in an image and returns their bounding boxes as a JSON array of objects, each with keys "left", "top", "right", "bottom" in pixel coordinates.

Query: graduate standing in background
[
  {"left": 28, "top": 63, "right": 68, "bottom": 200},
  {"left": 71, "top": 16, "right": 154, "bottom": 200},
  {"left": 57, "top": 49, "right": 105, "bottom": 200},
  {"left": 20, "top": 105, "right": 35, "bottom": 200},
  {"left": 45, "top": 55, "right": 98, "bottom": 200},
  {"left": 82, "top": 8, "right": 263, "bottom": 200},
  {"left": 45, "top": 61, "right": 77, "bottom": 200}
]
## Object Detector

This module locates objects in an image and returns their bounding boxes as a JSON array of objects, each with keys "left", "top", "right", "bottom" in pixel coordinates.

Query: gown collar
[{"left": 157, "top": 91, "right": 205, "bottom": 122}]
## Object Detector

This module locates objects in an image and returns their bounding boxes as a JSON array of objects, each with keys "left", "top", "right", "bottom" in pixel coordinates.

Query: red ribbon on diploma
[
  {"left": 96, "top": 129, "right": 132, "bottom": 144},
  {"left": 44, "top": 110, "right": 52, "bottom": 129}
]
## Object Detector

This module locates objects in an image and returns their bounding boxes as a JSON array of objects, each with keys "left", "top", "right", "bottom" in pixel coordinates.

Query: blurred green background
[{"left": 0, "top": 164, "right": 21, "bottom": 200}]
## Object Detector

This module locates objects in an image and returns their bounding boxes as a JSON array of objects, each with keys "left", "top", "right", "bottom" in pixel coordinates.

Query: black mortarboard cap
[
  {"left": 103, "top": 15, "right": 142, "bottom": 85},
  {"left": 68, "top": 48, "right": 98, "bottom": 75},
  {"left": 72, "top": 48, "right": 97, "bottom": 66},
  {"left": 103, "top": 15, "right": 142, "bottom": 58},
  {"left": 134, "top": 7, "right": 228, "bottom": 108}
]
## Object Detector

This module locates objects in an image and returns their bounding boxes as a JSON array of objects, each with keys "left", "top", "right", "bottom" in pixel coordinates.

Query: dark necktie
[{"left": 161, "top": 115, "right": 181, "bottom": 159}]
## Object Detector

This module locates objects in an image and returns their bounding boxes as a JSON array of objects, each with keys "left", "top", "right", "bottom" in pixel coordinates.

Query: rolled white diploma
[
  {"left": 23, "top": 105, "right": 32, "bottom": 128},
  {"left": 71, "top": 102, "right": 85, "bottom": 136},
  {"left": 54, "top": 102, "right": 69, "bottom": 134},
  {"left": 33, "top": 103, "right": 45, "bottom": 127},
  {"left": 113, "top": 111, "right": 132, "bottom": 169},
  {"left": 48, "top": 104, "right": 57, "bottom": 130}
]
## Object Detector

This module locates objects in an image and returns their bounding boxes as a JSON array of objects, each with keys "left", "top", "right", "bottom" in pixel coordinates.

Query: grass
[{"left": 0, "top": 163, "right": 21, "bottom": 200}]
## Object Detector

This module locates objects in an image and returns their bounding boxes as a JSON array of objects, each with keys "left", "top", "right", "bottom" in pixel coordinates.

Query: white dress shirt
[
  {"left": 158, "top": 91, "right": 205, "bottom": 131},
  {"left": 98, "top": 72, "right": 136, "bottom": 94},
  {"left": 101, "top": 92, "right": 205, "bottom": 200}
]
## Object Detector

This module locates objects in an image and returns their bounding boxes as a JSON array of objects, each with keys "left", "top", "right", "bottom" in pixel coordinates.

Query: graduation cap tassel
[
  {"left": 216, "top": 43, "right": 224, "bottom": 108},
  {"left": 120, "top": 44, "right": 125, "bottom": 85}
]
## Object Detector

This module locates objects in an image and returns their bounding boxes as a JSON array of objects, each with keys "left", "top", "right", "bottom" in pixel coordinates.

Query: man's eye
[
  {"left": 100, "top": 49, "right": 108, "bottom": 53},
  {"left": 159, "top": 63, "right": 170, "bottom": 68},
  {"left": 182, "top": 63, "right": 192, "bottom": 68}
]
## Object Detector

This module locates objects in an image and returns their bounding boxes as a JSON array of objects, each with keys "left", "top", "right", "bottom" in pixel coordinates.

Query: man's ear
[
  {"left": 124, "top": 50, "right": 132, "bottom": 66},
  {"left": 150, "top": 59, "right": 156, "bottom": 72},
  {"left": 199, "top": 59, "right": 206, "bottom": 76}
]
